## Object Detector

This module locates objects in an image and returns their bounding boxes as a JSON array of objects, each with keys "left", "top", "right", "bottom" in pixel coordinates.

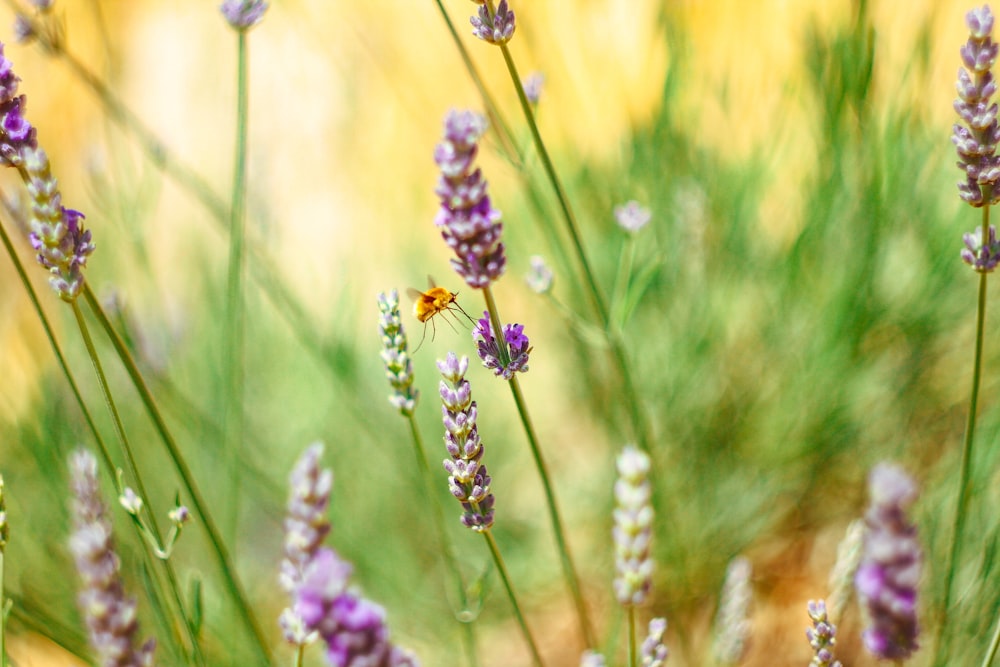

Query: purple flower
[
  {"left": 292, "top": 548, "right": 419, "bottom": 667},
  {"left": 0, "top": 42, "right": 95, "bottom": 303},
  {"left": 855, "top": 462, "right": 921, "bottom": 661},
  {"left": 438, "top": 352, "right": 495, "bottom": 531},
  {"left": 953, "top": 5, "right": 1000, "bottom": 206},
  {"left": 613, "top": 445, "right": 653, "bottom": 606},
  {"left": 279, "top": 449, "right": 420, "bottom": 665},
  {"left": 806, "top": 600, "right": 842, "bottom": 667},
  {"left": 0, "top": 44, "right": 36, "bottom": 166},
  {"left": 434, "top": 110, "right": 506, "bottom": 288},
  {"left": 471, "top": 311, "right": 530, "bottom": 379},
  {"left": 470, "top": 0, "right": 516, "bottom": 44},
  {"left": 68, "top": 450, "right": 157, "bottom": 667},
  {"left": 961, "top": 224, "right": 1000, "bottom": 271},
  {"left": 281, "top": 443, "right": 333, "bottom": 594},
  {"left": 377, "top": 290, "right": 419, "bottom": 416},
  {"left": 640, "top": 617, "right": 669, "bottom": 666},
  {"left": 220, "top": 0, "right": 268, "bottom": 29}
]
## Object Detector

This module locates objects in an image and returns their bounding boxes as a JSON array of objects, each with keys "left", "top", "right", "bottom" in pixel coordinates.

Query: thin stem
[
  {"left": 481, "top": 286, "right": 594, "bottom": 647},
  {"left": 406, "top": 414, "right": 480, "bottom": 667},
  {"left": 627, "top": 606, "right": 637, "bottom": 667},
  {"left": 482, "top": 530, "right": 545, "bottom": 667},
  {"left": 0, "top": 212, "right": 117, "bottom": 479},
  {"left": 70, "top": 301, "right": 205, "bottom": 664},
  {"left": 293, "top": 645, "right": 304, "bottom": 667},
  {"left": 935, "top": 203, "right": 991, "bottom": 667},
  {"left": 428, "top": 0, "right": 521, "bottom": 166},
  {"left": 81, "top": 286, "right": 271, "bottom": 665},
  {"left": 507, "top": 374, "right": 594, "bottom": 647},
  {"left": 0, "top": 211, "right": 204, "bottom": 664},
  {"left": 488, "top": 28, "right": 652, "bottom": 453},
  {"left": 70, "top": 301, "right": 158, "bottom": 538},
  {"left": 223, "top": 28, "right": 251, "bottom": 545}
]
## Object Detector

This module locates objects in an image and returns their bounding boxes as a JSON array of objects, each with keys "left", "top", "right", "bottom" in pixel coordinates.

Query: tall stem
[
  {"left": 481, "top": 286, "right": 594, "bottom": 646},
  {"left": 82, "top": 286, "right": 271, "bottom": 665},
  {"left": 935, "top": 203, "right": 991, "bottom": 666},
  {"left": 482, "top": 530, "right": 545, "bottom": 667},
  {"left": 406, "top": 415, "right": 480, "bottom": 667},
  {"left": 223, "top": 29, "right": 251, "bottom": 545},
  {"left": 627, "top": 606, "right": 637, "bottom": 667},
  {"left": 981, "top": 607, "right": 1000, "bottom": 667}
]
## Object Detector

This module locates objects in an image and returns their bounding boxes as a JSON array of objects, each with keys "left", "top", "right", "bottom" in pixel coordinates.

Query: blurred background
[{"left": 0, "top": 0, "right": 997, "bottom": 665}]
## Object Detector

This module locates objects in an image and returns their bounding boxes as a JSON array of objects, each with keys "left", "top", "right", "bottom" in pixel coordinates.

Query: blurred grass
[{"left": 0, "top": 0, "right": 998, "bottom": 666}]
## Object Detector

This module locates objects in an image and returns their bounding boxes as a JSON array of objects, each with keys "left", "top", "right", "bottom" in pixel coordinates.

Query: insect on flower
[{"left": 407, "top": 277, "right": 474, "bottom": 352}]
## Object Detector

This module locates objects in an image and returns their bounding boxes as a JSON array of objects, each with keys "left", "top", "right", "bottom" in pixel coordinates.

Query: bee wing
[
  {"left": 426, "top": 274, "right": 438, "bottom": 289},
  {"left": 406, "top": 287, "right": 427, "bottom": 302}
]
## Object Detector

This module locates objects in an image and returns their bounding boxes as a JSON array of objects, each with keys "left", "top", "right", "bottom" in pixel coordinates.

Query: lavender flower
[
  {"left": 613, "top": 445, "right": 653, "bottom": 606},
  {"left": 220, "top": 0, "right": 268, "bottom": 29},
  {"left": 471, "top": 0, "right": 516, "bottom": 44},
  {"left": 962, "top": 224, "right": 1000, "bottom": 270},
  {"left": 472, "top": 311, "right": 530, "bottom": 379},
  {"left": 293, "top": 548, "right": 419, "bottom": 667},
  {"left": 0, "top": 45, "right": 36, "bottom": 166},
  {"left": 279, "top": 448, "right": 419, "bottom": 665},
  {"left": 434, "top": 110, "right": 506, "bottom": 288},
  {"left": 438, "top": 352, "right": 495, "bottom": 531},
  {"left": 954, "top": 5, "right": 1000, "bottom": 206},
  {"left": 378, "top": 290, "right": 419, "bottom": 416},
  {"left": 855, "top": 462, "right": 921, "bottom": 661},
  {"left": 68, "top": 450, "right": 156, "bottom": 667},
  {"left": 640, "top": 617, "right": 669, "bottom": 666},
  {"left": 13, "top": 15, "right": 34, "bottom": 44},
  {"left": 711, "top": 556, "right": 752, "bottom": 665},
  {"left": 615, "top": 200, "right": 652, "bottom": 233},
  {"left": 523, "top": 72, "right": 544, "bottom": 105},
  {"left": 281, "top": 443, "right": 333, "bottom": 594},
  {"left": 524, "top": 255, "right": 553, "bottom": 294},
  {"left": 806, "top": 600, "right": 842, "bottom": 667},
  {"left": 579, "top": 650, "right": 607, "bottom": 667}
]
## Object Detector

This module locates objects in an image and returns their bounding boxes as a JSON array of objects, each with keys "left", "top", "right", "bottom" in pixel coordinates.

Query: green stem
[
  {"left": 293, "top": 645, "right": 304, "bottom": 667},
  {"left": 0, "top": 212, "right": 118, "bottom": 479},
  {"left": 406, "top": 414, "right": 480, "bottom": 667},
  {"left": 428, "top": 0, "right": 521, "bottom": 166},
  {"left": 627, "top": 605, "right": 636, "bottom": 667},
  {"left": 488, "top": 27, "right": 652, "bottom": 453},
  {"left": 481, "top": 286, "right": 594, "bottom": 647},
  {"left": 935, "top": 203, "right": 991, "bottom": 667},
  {"left": 507, "top": 374, "right": 595, "bottom": 648},
  {"left": 482, "top": 530, "right": 545, "bottom": 667},
  {"left": 71, "top": 301, "right": 204, "bottom": 664},
  {"left": 982, "top": 608, "right": 1000, "bottom": 667},
  {"left": 0, "top": 212, "right": 204, "bottom": 665},
  {"left": 81, "top": 286, "right": 271, "bottom": 665},
  {"left": 223, "top": 29, "right": 251, "bottom": 546},
  {"left": 71, "top": 301, "right": 152, "bottom": 521}
]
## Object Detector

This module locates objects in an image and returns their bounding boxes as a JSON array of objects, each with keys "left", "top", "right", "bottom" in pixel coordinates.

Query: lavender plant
[
  {"left": 855, "top": 462, "right": 921, "bottom": 662},
  {"left": 68, "top": 450, "right": 156, "bottom": 667},
  {"left": 640, "top": 618, "right": 668, "bottom": 667},
  {"left": 437, "top": 352, "right": 543, "bottom": 665},
  {"left": 806, "top": 600, "right": 842, "bottom": 667},
  {"left": 939, "top": 5, "right": 1000, "bottom": 664},
  {"left": 433, "top": 108, "right": 592, "bottom": 647},
  {"left": 280, "top": 444, "right": 419, "bottom": 667}
]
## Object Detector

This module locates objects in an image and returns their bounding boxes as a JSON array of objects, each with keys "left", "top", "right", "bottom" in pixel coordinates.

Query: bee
[{"left": 407, "top": 278, "right": 474, "bottom": 352}]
